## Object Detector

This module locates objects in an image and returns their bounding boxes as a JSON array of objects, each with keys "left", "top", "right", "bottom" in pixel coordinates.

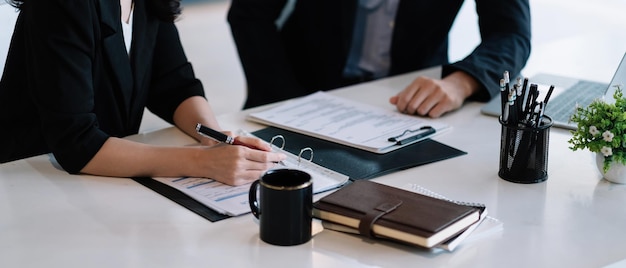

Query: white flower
[
  {"left": 603, "top": 130, "right": 615, "bottom": 142},
  {"left": 601, "top": 146, "right": 613, "bottom": 157},
  {"left": 589, "top": 126, "right": 600, "bottom": 136}
]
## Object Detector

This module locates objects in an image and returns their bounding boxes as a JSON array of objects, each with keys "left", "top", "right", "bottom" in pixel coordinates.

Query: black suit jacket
[
  {"left": 228, "top": 0, "right": 531, "bottom": 108},
  {"left": 0, "top": 0, "right": 205, "bottom": 172}
]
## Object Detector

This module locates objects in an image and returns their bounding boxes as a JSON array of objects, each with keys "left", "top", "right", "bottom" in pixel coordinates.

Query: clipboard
[
  {"left": 252, "top": 127, "right": 467, "bottom": 180},
  {"left": 247, "top": 91, "right": 450, "bottom": 154}
]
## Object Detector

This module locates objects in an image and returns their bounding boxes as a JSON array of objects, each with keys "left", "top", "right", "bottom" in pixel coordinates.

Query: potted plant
[{"left": 568, "top": 84, "right": 626, "bottom": 183}]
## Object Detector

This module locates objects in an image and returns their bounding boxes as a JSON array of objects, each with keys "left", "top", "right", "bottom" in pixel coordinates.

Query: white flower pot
[{"left": 596, "top": 153, "right": 626, "bottom": 184}]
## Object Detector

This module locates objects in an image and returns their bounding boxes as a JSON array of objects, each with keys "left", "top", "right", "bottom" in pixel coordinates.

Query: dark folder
[
  {"left": 133, "top": 127, "right": 465, "bottom": 223},
  {"left": 252, "top": 127, "right": 467, "bottom": 180},
  {"left": 133, "top": 177, "right": 230, "bottom": 222}
]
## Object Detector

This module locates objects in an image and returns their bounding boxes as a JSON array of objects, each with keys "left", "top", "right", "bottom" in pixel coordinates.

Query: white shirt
[{"left": 121, "top": 6, "right": 134, "bottom": 56}]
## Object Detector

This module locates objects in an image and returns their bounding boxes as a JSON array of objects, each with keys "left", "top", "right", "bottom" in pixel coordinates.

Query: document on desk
[
  {"left": 152, "top": 159, "right": 349, "bottom": 216},
  {"left": 152, "top": 177, "right": 251, "bottom": 216},
  {"left": 247, "top": 91, "right": 450, "bottom": 154}
]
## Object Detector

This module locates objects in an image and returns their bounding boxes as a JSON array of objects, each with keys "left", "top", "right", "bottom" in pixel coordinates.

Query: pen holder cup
[{"left": 498, "top": 116, "right": 553, "bottom": 183}]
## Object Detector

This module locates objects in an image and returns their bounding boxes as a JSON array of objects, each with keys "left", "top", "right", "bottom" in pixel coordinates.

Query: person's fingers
[
  {"left": 413, "top": 88, "right": 446, "bottom": 116},
  {"left": 394, "top": 76, "right": 463, "bottom": 118},
  {"left": 403, "top": 78, "right": 438, "bottom": 115},
  {"left": 395, "top": 84, "right": 421, "bottom": 113},
  {"left": 426, "top": 103, "right": 447, "bottom": 118},
  {"left": 244, "top": 149, "right": 286, "bottom": 165},
  {"left": 235, "top": 135, "right": 273, "bottom": 151},
  {"left": 389, "top": 95, "right": 399, "bottom": 105}
]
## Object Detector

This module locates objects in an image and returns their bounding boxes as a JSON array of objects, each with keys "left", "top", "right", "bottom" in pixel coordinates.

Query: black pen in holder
[{"left": 498, "top": 116, "right": 553, "bottom": 183}]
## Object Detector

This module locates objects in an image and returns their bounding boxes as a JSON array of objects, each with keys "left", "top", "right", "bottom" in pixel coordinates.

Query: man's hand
[{"left": 389, "top": 71, "right": 480, "bottom": 118}]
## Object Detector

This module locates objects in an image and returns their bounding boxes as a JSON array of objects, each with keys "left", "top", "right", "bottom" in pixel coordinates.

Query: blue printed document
[
  {"left": 153, "top": 155, "right": 349, "bottom": 216},
  {"left": 153, "top": 177, "right": 252, "bottom": 216}
]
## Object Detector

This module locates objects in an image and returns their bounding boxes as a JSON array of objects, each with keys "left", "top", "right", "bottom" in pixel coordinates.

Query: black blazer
[
  {"left": 228, "top": 0, "right": 531, "bottom": 108},
  {"left": 0, "top": 0, "right": 205, "bottom": 172}
]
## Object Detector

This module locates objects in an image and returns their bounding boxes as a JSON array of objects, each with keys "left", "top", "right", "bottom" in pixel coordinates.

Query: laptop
[{"left": 481, "top": 52, "right": 626, "bottom": 130}]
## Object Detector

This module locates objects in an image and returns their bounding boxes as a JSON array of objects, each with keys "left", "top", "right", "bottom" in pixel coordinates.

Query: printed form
[
  {"left": 248, "top": 91, "right": 449, "bottom": 153},
  {"left": 153, "top": 155, "right": 349, "bottom": 216}
]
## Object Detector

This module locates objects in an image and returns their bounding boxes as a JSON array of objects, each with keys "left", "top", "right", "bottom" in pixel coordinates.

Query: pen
[
  {"left": 500, "top": 78, "right": 507, "bottom": 119},
  {"left": 195, "top": 123, "right": 261, "bottom": 150},
  {"left": 502, "top": 90, "right": 511, "bottom": 124},
  {"left": 525, "top": 84, "right": 538, "bottom": 120},
  {"left": 535, "top": 102, "right": 545, "bottom": 127},
  {"left": 520, "top": 77, "right": 529, "bottom": 116},
  {"left": 503, "top": 71, "right": 510, "bottom": 87},
  {"left": 503, "top": 71, "right": 510, "bottom": 100},
  {"left": 515, "top": 77, "right": 523, "bottom": 116},
  {"left": 543, "top": 85, "right": 555, "bottom": 106},
  {"left": 507, "top": 89, "right": 518, "bottom": 126}
]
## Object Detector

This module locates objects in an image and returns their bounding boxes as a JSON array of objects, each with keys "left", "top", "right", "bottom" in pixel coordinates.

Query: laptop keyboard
[{"left": 544, "top": 80, "right": 607, "bottom": 124}]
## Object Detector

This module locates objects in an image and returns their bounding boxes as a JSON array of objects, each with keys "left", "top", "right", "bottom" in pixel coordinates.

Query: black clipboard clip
[{"left": 387, "top": 126, "right": 436, "bottom": 145}]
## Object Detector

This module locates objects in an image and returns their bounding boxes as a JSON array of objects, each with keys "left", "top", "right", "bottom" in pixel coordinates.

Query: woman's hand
[{"left": 196, "top": 136, "right": 286, "bottom": 186}]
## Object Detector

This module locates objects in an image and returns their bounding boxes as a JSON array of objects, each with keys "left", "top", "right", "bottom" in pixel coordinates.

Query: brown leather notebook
[{"left": 313, "top": 180, "right": 480, "bottom": 248}]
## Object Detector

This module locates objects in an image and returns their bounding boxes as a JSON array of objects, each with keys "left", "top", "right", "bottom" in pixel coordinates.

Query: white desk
[{"left": 2, "top": 67, "right": 626, "bottom": 268}]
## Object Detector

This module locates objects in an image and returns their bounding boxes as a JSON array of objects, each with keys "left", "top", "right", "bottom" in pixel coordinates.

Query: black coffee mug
[{"left": 249, "top": 169, "right": 313, "bottom": 246}]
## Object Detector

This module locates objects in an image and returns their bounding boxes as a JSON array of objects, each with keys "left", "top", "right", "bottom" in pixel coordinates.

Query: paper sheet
[
  {"left": 248, "top": 91, "right": 449, "bottom": 153},
  {"left": 152, "top": 139, "right": 350, "bottom": 217}
]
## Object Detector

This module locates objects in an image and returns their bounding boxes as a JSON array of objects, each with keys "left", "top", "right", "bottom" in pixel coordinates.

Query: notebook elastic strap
[{"left": 358, "top": 200, "right": 403, "bottom": 238}]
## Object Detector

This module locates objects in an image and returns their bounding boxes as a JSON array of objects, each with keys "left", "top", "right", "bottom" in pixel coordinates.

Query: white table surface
[{"left": 2, "top": 66, "right": 626, "bottom": 268}]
